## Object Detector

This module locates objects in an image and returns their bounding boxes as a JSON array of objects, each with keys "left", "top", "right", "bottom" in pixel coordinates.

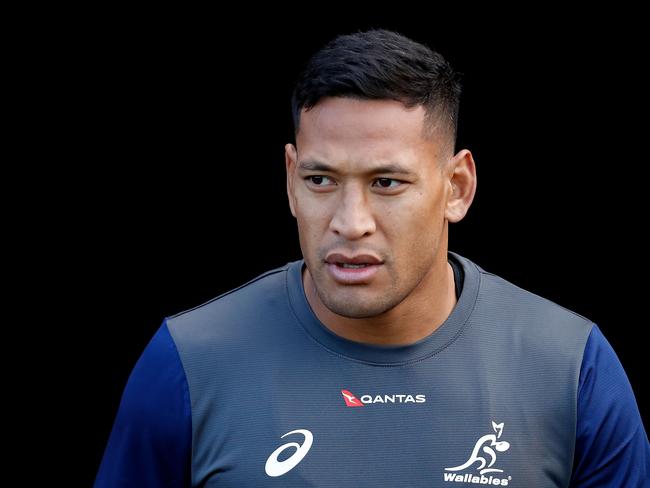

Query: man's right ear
[{"left": 285, "top": 143, "right": 297, "bottom": 218}]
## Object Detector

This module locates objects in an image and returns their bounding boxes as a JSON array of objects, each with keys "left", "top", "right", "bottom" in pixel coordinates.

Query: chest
[{"left": 192, "top": 369, "right": 574, "bottom": 487}]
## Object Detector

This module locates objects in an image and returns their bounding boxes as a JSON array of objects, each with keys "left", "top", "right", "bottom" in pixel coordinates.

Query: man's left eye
[{"left": 374, "top": 178, "right": 402, "bottom": 189}]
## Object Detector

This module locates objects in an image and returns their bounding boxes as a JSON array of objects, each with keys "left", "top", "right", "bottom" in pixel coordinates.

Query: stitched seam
[{"left": 168, "top": 264, "right": 289, "bottom": 319}]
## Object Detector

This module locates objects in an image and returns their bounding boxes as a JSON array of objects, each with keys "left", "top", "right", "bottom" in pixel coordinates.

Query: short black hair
[{"left": 291, "top": 28, "right": 462, "bottom": 155}]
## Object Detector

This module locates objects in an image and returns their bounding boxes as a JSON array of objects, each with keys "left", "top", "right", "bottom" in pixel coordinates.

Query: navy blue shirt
[{"left": 94, "top": 253, "right": 650, "bottom": 487}]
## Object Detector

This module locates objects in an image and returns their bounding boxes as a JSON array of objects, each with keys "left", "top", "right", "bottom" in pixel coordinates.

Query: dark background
[{"left": 40, "top": 10, "right": 647, "bottom": 486}]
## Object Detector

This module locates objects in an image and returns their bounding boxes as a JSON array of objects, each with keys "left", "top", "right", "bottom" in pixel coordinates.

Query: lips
[{"left": 325, "top": 253, "right": 383, "bottom": 265}]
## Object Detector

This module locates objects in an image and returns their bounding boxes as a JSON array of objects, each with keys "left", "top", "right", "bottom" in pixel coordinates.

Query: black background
[{"left": 38, "top": 9, "right": 647, "bottom": 486}]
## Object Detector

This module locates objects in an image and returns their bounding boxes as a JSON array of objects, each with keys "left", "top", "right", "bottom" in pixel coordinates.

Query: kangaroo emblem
[{"left": 445, "top": 421, "right": 510, "bottom": 475}]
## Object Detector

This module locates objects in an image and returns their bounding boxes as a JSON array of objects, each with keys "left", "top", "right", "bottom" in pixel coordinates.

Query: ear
[
  {"left": 444, "top": 149, "right": 477, "bottom": 223},
  {"left": 285, "top": 143, "right": 298, "bottom": 218}
]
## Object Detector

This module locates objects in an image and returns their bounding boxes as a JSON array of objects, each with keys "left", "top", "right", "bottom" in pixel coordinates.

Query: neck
[{"left": 303, "top": 254, "right": 458, "bottom": 346}]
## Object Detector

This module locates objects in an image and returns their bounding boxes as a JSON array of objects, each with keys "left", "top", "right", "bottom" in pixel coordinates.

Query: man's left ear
[{"left": 444, "top": 149, "right": 477, "bottom": 223}]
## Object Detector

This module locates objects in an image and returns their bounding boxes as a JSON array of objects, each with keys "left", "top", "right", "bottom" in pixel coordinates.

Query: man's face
[{"left": 285, "top": 97, "right": 456, "bottom": 319}]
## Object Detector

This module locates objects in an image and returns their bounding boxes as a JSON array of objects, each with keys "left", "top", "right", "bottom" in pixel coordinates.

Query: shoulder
[
  {"left": 571, "top": 322, "right": 650, "bottom": 484},
  {"left": 116, "top": 320, "right": 191, "bottom": 428},
  {"left": 94, "top": 319, "right": 192, "bottom": 487},
  {"left": 455, "top": 255, "right": 595, "bottom": 364},
  {"left": 165, "top": 260, "right": 292, "bottom": 351},
  {"left": 475, "top": 260, "right": 594, "bottom": 337}
]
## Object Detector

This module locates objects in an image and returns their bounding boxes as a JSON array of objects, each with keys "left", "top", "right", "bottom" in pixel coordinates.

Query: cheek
[
  {"left": 295, "top": 206, "right": 327, "bottom": 236},
  {"left": 384, "top": 198, "right": 444, "bottom": 259},
  {"left": 382, "top": 190, "right": 441, "bottom": 230},
  {"left": 294, "top": 204, "right": 326, "bottom": 246},
  {"left": 295, "top": 193, "right": 344, "bottom": 236},
  {"left": 294, "top": 185, "right": 327, "bottom": 218}
]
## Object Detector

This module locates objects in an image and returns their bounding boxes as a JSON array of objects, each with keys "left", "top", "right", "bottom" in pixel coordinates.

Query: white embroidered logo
[
  {"left": 445, "top": 421, "right": 511, "bottom": 475},
  {"left": 265, "top": 429, "right": 313, "bottom": 477}
]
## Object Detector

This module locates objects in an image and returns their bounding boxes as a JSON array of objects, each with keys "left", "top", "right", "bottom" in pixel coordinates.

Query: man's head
[
  {"left": 291, "top": 28, "right": 461, "bottom": 159},
  {"left": 285, "top": 29, "right": 476, "bottom": 320}
]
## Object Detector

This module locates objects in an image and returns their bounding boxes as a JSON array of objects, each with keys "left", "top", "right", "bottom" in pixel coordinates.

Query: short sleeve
[
  {"left": 94, "top": 319, "right": 192, "bottom": 488},
  {"left": 570, "top": 323, "right": 650, "bottom": 487}
]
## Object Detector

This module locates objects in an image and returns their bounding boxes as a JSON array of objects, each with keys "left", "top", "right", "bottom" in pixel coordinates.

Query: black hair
[{"left": 291, "top": 29, "right": 462, "bottom": 154}]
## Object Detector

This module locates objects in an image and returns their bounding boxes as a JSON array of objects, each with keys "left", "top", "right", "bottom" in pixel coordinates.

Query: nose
[{"left": 328, "top": 182, "right": 377, "bottom": 239}]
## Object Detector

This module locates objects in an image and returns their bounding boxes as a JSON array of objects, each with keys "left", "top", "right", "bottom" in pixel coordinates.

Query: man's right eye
[{"left": 304, "top": 175, "right": 334, "bottom": 186}]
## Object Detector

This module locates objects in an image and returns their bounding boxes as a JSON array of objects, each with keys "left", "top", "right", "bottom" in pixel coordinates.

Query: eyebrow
[{"left": 297, "top": 160, "right": 416, "bottom": 176}]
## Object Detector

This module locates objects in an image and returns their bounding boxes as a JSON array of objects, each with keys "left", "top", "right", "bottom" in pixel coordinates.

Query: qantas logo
[
  {"left": 341, "top": 389, "right": 364, "bottom": 407},
  {"left": 443, "top": 421, "right": 512, "bottom": 485},
  {"left": 265, "top": 429, "right": 313, "bottom": 477},
  {"left": 341, "top": 388, "right": 426, "bottom": 406}
]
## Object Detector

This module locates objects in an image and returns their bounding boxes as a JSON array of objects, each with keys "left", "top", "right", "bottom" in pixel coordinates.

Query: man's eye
[
  {"left": 373, "top": 178, "right": 402, "bottom": 189},
  {"left": 304, "top": 175, "right": 334, "bottom": 186},
  {"left": 303, "top": 176, "right": 403, "bottom": 189}
]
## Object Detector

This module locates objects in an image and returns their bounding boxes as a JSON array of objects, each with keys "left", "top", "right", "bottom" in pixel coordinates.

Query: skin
[{"left": 285, "top": 97, "right": 477, "bottom": 346}]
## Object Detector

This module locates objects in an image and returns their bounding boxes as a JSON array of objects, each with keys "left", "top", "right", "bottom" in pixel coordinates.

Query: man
[{"left": 94, "top": 29, "right": 649, "bottom": 487}]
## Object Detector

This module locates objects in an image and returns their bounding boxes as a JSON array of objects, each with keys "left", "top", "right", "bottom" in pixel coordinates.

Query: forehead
[
  {"left": 296, "top": 97, "right": 429, "bottom": 147},
  {"left": 296, "top": 97, "right": 442, "bottom": 173}
]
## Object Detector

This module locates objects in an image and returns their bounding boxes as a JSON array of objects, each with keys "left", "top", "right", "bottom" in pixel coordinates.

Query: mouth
[
  {"left": 324, "top": 253, "right": 383, "bottom": 266},
  {"left": 325, "top": 261, "right": 383, "bottom": 284},
  {"left": 332, "top": 262, "right": 375, "bottom": 269}
]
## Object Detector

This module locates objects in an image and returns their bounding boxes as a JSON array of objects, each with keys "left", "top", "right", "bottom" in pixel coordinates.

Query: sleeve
[
  {"left": 94, "top": 319, "right": 192, "bottom": 488},
  {"left": 569, "top": 323, "right": 650, "bottom": 487}
]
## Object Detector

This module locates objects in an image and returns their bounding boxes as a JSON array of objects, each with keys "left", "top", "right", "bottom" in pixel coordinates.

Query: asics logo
[{"left": 264, "top": 429, "right": 313, "bottom": 477}]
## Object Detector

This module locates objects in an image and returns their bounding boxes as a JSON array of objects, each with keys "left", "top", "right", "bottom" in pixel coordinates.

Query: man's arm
[
  {"left": 570, "top": 323, "right": 650, "bottom": 487},
  {"left": 94, "top": 319, "right": 192, "bottom": 488}
]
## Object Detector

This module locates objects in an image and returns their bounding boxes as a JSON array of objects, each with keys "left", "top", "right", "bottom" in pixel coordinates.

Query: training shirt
[{"left": 94, "top": 251, "right": 650, "bottom": 487}]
